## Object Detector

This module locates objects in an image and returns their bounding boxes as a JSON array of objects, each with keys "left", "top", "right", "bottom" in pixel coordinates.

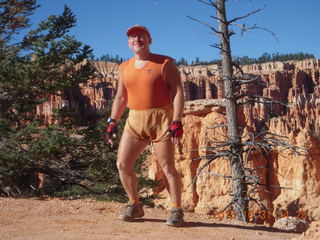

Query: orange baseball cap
[{"left": 126, "top": 25, "right": 151, "bottom": 38}]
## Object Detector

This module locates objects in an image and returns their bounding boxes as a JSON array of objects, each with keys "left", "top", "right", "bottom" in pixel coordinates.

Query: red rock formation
[
  {"left": 35, "top": 59, "right": 320, "bottom": 223},
  {"left": 152, "top": 59, "right": 320, "bottom": 224},
  {"left": 35, "top": 61, "right": 119, "bottom": 124}
]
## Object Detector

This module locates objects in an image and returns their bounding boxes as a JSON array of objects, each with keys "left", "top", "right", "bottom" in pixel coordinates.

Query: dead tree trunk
[
  {"left": 216, "top": 0, "right": 248, "bottom": 221},
  {"left": 189, "top": 0, "right": 303, "bottom": 223}
]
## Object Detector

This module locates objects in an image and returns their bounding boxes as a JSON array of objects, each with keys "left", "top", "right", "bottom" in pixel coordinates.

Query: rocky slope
[{"left": 35, "top": 59, "right": 320, "bottom": 224}]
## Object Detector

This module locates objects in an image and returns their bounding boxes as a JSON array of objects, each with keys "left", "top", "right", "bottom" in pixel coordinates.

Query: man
[{"left": 106, "top": 25, "right": 185, "bottom": 227}]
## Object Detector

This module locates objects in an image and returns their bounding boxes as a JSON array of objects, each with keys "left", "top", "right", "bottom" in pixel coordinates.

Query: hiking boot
[
  {"left": 166, "top": 207, "right": 184, "bottom": 227},
  {"left": 119, "top": 202, "right": 144, "bottom": 222}
]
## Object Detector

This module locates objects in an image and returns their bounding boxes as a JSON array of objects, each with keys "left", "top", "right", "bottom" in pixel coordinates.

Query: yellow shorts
[{"left": 124, "top": 104, "right": 173, "bottom": 142}]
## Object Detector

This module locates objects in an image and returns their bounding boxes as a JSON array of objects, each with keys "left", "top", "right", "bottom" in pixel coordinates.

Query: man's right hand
[{"left": 106, "top": 122, "right": 118, "bottom": 146}]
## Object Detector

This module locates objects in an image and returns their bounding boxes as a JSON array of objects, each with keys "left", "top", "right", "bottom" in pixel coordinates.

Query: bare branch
[
  {"left": 187, "top": 15, "right": 221, "bottom": 35},
  {"left": 245, "top": 165, "right": 267, "bottom": 173},
  {"left": 221, "top": 200, "right": 235, "bottom": 212},
  {"left": 240, "top": 130, "right": 306, "bottom": 157},
  {"left": 210, "top": 15, "right": 219, "bottom": 21},
  {"left": 245, "top": 142, "right": 255, "bottom": 163},
  {"left": 237, "top": 95, "right": 289, "bottom": 106},
  {"left": 189, "top": 152, "right": 230, "bottom": 186},
  {"left": 247, "top": 197, "right": 271, "bottom": 211},
  {"left": 191, "top": 151, "right": 230, "bottom": 161},
  {"left": 234, "top": 75, "right": 261, "bottom": 85},
  {"left": 197, "top": 0, "right": 218, "bottom": 8},
  {"left": 228, "top": 6, "right": 266, "bottom": 24},
  {"left": 184, "top": 99, "right": 226, "bottom": 115},
  {"left": 208, "top": 0, "right": 218, "bottom": 8},
  {"left": 207, "top": 123, "right": 228, "bottom": 129},
  {"left": 250, "top": 25, "right": 279, "bottom": 44},
  {"left": 251, "top": 182, "right": 295, "bottom": 191},
  {"left": 210, "top": 43, "right": 224, "bottom": 51},
  {"left": 251, "top": 187, "right": 271, "bottom": 194},
  {"left": 231, "top": 23, "right": 279, "bottom": 43},
  {"left": 262, "top": 138, "right": 306, "bottom": 155},
  {"left": 265, "top": 132, "right": 289, "bottom": 139},
  {"left": 232, "top": 61, "right": 244, "bottom": 75},
  {"left": 210, "top": 15, "right": 227, "bottom": 25}
]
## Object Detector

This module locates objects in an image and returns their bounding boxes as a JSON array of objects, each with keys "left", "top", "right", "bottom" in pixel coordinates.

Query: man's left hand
[{"left": 168, "top": 120, "right": 183, "bottom": 144}]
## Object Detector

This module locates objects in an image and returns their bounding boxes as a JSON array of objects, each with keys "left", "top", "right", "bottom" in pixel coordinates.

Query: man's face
[{"left": 127, "top": 29, "right": 151, "bottom": 54}]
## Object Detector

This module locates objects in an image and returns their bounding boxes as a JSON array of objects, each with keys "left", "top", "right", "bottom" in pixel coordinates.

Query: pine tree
[
  {"left": 0, "top": 0, "right": 94, "bottom": 195},
  {"left": 0, "top": 1, "right": 155, "bottom": 201}
]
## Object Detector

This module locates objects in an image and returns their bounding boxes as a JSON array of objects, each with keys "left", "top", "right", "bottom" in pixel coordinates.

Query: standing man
[{"left": 106, "top": 25, "right": 185, "bottom": 227}]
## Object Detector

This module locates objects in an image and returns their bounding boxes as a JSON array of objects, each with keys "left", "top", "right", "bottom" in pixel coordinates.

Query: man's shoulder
[{"left": 150, "top": 53, "right": 174, "bottom": 64}]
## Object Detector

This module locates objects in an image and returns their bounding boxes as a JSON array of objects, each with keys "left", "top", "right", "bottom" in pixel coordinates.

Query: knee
[
  {"left": 161, "top": 164, "right": 178, "bottom": 178},
  {"left": 117, "top": 160, "right": 132, "bottom": 173}
]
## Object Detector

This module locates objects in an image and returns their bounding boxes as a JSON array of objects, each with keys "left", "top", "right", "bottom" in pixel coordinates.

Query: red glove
[
  {"left": 168, "top": 120, "right": 183, "bottom": 138},
  {"left": 106, "top": 122, "right": 118, "bottom": 141}
]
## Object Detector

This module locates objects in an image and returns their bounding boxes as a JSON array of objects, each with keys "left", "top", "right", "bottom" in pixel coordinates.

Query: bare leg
[
  {"left": 117, "top": 131, "right": 149, "bottom": 201},
  {"left": 153, "top": 139, "right": 181, "bottom": 206}
]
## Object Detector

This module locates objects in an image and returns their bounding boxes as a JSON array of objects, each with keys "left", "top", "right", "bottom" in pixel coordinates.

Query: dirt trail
[{"left": 0, "top": 197, "right": 300, "bottom": 240}]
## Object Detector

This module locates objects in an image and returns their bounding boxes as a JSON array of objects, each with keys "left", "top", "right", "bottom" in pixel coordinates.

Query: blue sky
[{"left": 26, "top": 0, "right": 319, "bottom": 62}]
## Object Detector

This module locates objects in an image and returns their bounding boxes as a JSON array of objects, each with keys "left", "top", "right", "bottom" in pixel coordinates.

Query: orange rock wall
[
  {"left": 35, "top": 61, "right": 119, "bottom": 124},
  {"left": 171, "top": 59, "right": 320, "bottom": 222},
  {"left": 35, "top": 59, "right": 320, "bottom": 222}
]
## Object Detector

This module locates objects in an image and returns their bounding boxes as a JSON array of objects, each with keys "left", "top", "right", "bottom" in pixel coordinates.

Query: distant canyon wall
[{"left": 35, "top": 61, "right": 119, "bottom": 124}]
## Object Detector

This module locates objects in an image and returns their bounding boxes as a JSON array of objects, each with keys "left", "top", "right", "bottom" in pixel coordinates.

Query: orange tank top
[{"left": 120, "top": 54, "right": 175, "bottom": 110}]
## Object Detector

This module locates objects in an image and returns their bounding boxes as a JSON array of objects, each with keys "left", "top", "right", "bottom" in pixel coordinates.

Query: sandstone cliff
[
  {"left": 35, "top": 61, "right": 119, "bottom": 124},
  {"left": 35, "top": 59, "right": 320, "bottom": 223},
  {"left": 151, "top": 59, "right": 320, "bottom": 224},
  {"left": 176, "top": 59, "right": 319, "bottom": 224}
]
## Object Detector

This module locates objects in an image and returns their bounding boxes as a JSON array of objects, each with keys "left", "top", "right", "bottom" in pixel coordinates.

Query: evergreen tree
[
  {"left": 0, "top": 0, "right": 92, "bottom": 195},
  {"left": 178, "top": 57, "right": 188, "bottom": 65},
  {"left": 0, "top": 1, "right": 155, "bottom": 201},
  {"left": 99, "top": 54, "right": 125, "bottom": 64}
]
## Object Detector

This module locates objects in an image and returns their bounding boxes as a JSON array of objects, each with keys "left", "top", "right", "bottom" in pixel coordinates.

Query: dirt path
[{"left": 0, "top": 197, "right": 300, "bottom": 240}]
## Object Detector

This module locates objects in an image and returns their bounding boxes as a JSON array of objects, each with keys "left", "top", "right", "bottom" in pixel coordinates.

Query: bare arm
[
  {"left": 165, "top": 60, "right": 185, "bottom": 121},
  {"left": 172, "top": 80, "right": 185, "bottom": 121},
  {"left": 110, "top": 69, "right": 127, "bottom": 122}
]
